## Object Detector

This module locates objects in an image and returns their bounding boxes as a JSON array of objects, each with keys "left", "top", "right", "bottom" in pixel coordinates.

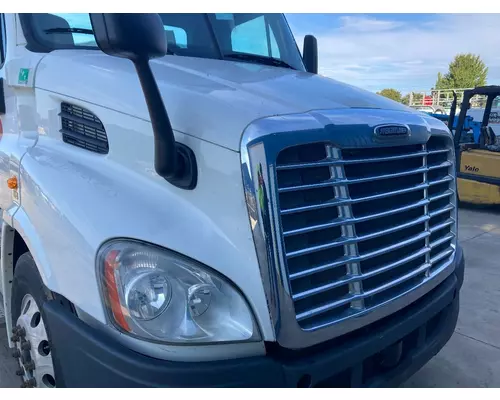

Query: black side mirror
[
  {"left": 89, "top": 13, "right": 197, "bottom": 190},
  {"left": 90, "top": 14, "right": 167, "bottom": 61},
  {"left": 303, "top": 35, "right": 318, "bottom": 74}
]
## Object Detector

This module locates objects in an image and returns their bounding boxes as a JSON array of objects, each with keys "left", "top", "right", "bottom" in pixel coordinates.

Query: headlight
[{"left": 97, "top": 240, "right": 260, "bottom": 344}]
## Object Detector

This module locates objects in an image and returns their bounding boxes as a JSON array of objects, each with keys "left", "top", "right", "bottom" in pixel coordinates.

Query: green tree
[
  {"left": 435, "top": 72, "right": 446, "bottom": 89},
  {"left": 411, "top": 93, "right": 424, "bottom": 105},
  {"left": 401, "top": 93, "right": 410, "bottom": 105},
  {"left": 377, "top": 88, "right": 403, "bottom": 103},
  {"left": 435, "top": 53, "right": 488, "bottom": 89}
]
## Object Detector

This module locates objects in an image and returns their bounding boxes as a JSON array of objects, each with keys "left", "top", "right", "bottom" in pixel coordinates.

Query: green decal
[{"left": 18, "top": 68, "right": 30, "bottom": 85}]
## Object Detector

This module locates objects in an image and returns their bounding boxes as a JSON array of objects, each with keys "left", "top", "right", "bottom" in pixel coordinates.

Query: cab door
[
  {"left": 0, "top": 13, "right": 15, "bottom": 214},
  {"left": 0, "top": 13, "right": 30, "bottom": 225}
]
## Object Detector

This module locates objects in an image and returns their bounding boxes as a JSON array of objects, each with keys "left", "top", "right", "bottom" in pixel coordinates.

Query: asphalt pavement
[{"left": 402, "top": 206, "right": 500, "bottom": 387}]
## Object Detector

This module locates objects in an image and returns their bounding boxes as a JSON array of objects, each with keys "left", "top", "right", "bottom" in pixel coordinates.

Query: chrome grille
[{"left": 275, "top": 136, "right": 455, "bottom": 330}]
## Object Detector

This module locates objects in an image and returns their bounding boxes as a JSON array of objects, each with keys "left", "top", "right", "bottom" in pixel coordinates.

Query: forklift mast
[{"left": 447, "top": 91, "right": 457, "bottom": 130}]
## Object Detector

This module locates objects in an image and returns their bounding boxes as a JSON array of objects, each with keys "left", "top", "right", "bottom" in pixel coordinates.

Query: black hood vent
[{"left": 59, "top": 103, "right": 108, "bottom": 154}]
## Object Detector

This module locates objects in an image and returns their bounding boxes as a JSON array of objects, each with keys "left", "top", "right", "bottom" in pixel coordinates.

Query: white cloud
[
  {"left": 292, "top": 14, "right": 500, "bottom": 93},
  {"left": 338, "top": 16, "right": 404, "bottom": 32}
]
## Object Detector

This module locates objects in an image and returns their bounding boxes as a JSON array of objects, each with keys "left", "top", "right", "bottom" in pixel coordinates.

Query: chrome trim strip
[
  {"left": 429, "top": 204, "right": 454, "bottom": 218},
  {"left": 429, "top": 175, "right": 454, "bottom": 186},
  {"left": 292, "top": 246, "right": 432, "bottom": 302},
  {"left": 358, "top": 231, "right": 430, "bottom": 261},
  {"left": 429, "top": 189, "right": 454, "bottom": 202},
  {"left": 278, "top": 178, "right": 348, "bottom": 193},
  {"left": 342, "top": 150, "right": 426, "bottom": 164},
  {"left": 283, "top": 217, "right": 349, "bottom": 237},
  {"left": 346, "top": 166, "right": 427, "bottom": 184},
  {"left": 430, "top": 219, "right": 455, "bottom": 232},
  {"left": 278, "top": 166, "right": 429, "bottom": 192},
  {"left": 296, "top": 294, "right": 355, "bottom": 322},
  {"left": 289, "top": 257, "right": 348, "bottom": 280},
  {"left": 284, "top": 208, "right": 429, "bottom": 238},
  {"left": 362, "top": 247, "right": 431, "bottom": 279},
  {"left": 428, "top": 161, "right": 452, "bottom": 170},
  {"left": 240, "top": 109, "right": 457, "bottom": 349},
  {"left": 286, "top": 236, "right": 351, "bottom": 259},
  {"left": 352, "top": 198, "right": 429, "bottom": 223},
  {"left": 299, "top": 256, "right": 454, "bottom": 332},
  {"left": 428, "top": 148, "right": 450, "bottom": 155},
  {"left": 430, "top": 233, "right": 455, "bottom": 248},
  {"left": 276, "top": 149, "right": 428, "bottom": 170},
  {"left": 350, "top": 183, "right": 427, "bottom": 203},
  {"left": 292, "top": 274, "right": 358, "bottom": 301},
  {"left": 281, "top": 183, "right": 428, "bottom": 215},
  {"left": 355, "top": 215, "right": 429, "bottom": 243},
  {"left": 426, "top": 157, "right": 451, "bottom": 171},
  {"left": 430, "top": 248, "right": 455, "bottom": 264},
  {"left": 297, "top": 258, "right": 438, "bottom": 322},
  {"left": 289, "top": 230, "right": 431, "bottom": 282},
  {"left": 363, "top": 262, "right": 431, "bottom": 298},
  {"left": 281, "top": 197, "right": 348, "bottom": 215}
]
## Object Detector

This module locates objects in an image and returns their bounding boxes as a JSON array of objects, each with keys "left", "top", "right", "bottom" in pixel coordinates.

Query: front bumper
[{"left": 44, "top": 245, "right": 464, "bottom": 388}]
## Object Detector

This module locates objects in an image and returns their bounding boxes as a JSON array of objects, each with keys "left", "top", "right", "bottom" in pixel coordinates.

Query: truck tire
[{"left": 10, "top": 252, "right": 56, "bottom": 388}]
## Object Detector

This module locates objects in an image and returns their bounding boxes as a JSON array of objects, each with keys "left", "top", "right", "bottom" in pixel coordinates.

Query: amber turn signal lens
[
  {"left": 7, "top": 177, "right": 17, "bottom": 190},
  {"left": 103, "top": 249, "right": 131, "bottom": 332}
]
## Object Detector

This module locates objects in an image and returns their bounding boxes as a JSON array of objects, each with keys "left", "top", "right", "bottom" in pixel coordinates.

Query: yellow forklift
[{"left": 450, "top": 86, "right": 500, "bottom": 205}]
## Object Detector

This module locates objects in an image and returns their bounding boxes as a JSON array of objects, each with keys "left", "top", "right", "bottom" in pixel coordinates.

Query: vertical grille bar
[
  {"left": 422, "top": 143, "right": 431, "bottom": 278},
  {"left": 326, "top": 145, "right": 364, "bottom": 310}
]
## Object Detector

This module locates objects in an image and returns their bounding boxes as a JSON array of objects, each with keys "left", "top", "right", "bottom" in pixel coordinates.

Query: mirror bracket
[{"left": 90, "top": 13, "right": 197, "bottom": 190}]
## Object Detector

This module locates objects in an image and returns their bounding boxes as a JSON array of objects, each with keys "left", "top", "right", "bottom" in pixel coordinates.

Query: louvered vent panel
[{"left": 59, "top": 103, "right": 108, "bottom": 154}]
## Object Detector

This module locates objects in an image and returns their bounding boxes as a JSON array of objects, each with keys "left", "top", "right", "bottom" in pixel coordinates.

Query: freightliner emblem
[{"left": 374, "top": 124, "right": 410, "bottom": 138}]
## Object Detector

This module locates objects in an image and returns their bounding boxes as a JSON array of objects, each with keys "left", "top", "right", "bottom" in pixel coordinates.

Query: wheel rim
[{"left": 13, "top": 294, "right": 55, "bottom": 388}]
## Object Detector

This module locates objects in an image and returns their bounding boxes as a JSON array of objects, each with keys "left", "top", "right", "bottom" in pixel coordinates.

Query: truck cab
[{"left": 0, "top": 13, "right": 464, "bottom": 388}]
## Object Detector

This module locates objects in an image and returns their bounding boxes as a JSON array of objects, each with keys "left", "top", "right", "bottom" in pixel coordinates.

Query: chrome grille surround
[{"left": 241, "top": 109, "right": 458, "bottom": 350}]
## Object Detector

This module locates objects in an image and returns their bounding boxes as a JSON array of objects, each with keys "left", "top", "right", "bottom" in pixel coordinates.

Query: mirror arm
[
  {"left": 88, "top": 14, "right": 197, "bottom": 189},
  {"left": 134, "top": 58, "right": 177, "bottom": 179}
]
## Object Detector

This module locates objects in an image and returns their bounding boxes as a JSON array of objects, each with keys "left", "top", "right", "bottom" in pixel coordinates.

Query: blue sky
[{"left": 286, "top": 13, "right": 500, "bottom": 94}]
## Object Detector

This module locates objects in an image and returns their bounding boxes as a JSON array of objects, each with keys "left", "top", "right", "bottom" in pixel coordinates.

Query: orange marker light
[
  {"left": 7, "top": 177, "right": 18, "bottom": 190},
  {"left": 104, "top": 250, "right": 131, "bottom": 332}
]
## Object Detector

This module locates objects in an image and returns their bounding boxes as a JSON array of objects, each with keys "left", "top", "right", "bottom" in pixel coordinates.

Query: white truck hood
[{"left": 35, "top": 50, "right": 412, "bottom": 151}]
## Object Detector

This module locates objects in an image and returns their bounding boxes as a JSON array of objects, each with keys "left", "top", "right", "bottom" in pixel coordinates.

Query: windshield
[{"left": 21, "top": 13, "right": 306, "bottom": 71}]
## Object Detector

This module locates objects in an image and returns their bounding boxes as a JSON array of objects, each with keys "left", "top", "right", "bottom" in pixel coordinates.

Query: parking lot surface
[
  {"left": 1, "top": 207, "right": 500, "bottom": 387},
  {"left": 403, "top": 206, "right": 500, "bottom": 387}
]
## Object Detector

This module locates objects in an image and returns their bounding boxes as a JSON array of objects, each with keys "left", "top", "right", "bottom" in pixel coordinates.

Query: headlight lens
[
  {"left": 125, "top": 273, "right": 171, "bottom": 320},
  {"left": 98, "top": 240, "right": 260, "bottom": 344}
]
